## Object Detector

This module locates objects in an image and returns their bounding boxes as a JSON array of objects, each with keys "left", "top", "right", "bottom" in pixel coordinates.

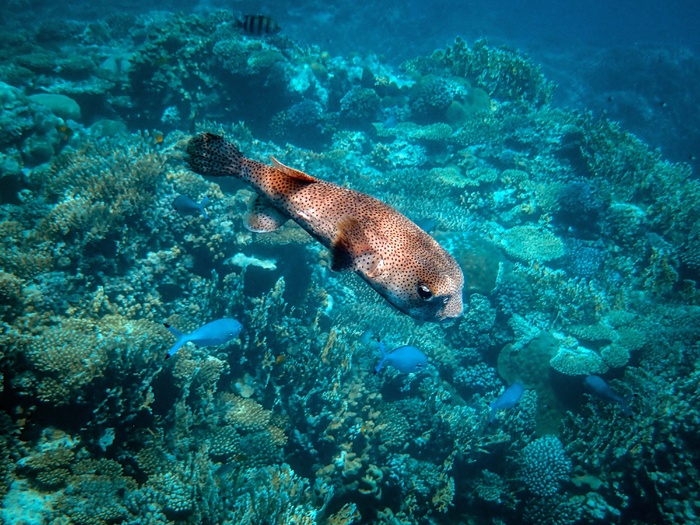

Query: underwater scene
[{"left": 1, "top": 0, "right": 699, "bottom": 524}]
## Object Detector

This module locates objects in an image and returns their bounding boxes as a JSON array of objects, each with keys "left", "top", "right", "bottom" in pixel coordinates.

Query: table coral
[{"left": 500, "top": 225, "right": 565, "bottom": 263}]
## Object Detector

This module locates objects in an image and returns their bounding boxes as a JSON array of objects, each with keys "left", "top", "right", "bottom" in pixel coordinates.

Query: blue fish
[
  {"left": 173, "top": 194, "right": 210, "bottom": 220},
  {"left": 584, "top": 375, "right": 632, "bottom": 418},
  {"left": 488, "top": 382, "right": 525, "bottom": 424},
  {"left": 164, "top": 318, "right": 242, "bottom": 359},
  {"left": 375, "top": 340, "right": 427, "bottom": 374}
]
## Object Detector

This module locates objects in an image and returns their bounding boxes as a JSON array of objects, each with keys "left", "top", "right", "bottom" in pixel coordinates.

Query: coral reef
[
  {"left": 520, "top": 435, "right": 571, "bottom": 497},
  {"left": 0, "top": 9, "right": 699, "bottom": 525}
]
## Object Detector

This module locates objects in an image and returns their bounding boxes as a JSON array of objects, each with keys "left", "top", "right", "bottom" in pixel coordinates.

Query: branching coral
[{"left": 33, "top": 135, "right": 165, "bottom": 251}]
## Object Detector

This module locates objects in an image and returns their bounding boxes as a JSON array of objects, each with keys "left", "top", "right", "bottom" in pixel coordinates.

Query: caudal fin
[
  {"left": 186, "top": 133, "right": 243, "bottom": 179},
  {"left": 163, "top": 322, "right": 188, "bottom": 359},
  {"left": 374, "top": 338, "right": 387, "bottom": 374},
  {"left": 199, "top": 196, "right": 210, "bottom": 221}
]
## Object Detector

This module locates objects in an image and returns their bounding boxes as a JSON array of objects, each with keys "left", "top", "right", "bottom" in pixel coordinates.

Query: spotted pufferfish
[{"left": 185, "top": 133, "right": 464, "bottom": 322}]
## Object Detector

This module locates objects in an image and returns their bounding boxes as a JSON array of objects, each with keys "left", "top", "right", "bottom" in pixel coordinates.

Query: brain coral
[
  {"left": 500, "top": 225, "right": 564, "bottom": 262},
  {"left": 520, "top": 435, "right": 571, "bottom": 496}
]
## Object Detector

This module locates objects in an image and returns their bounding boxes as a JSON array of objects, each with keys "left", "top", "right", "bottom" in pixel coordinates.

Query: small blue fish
[
  {"left": 164, "top": 318, "right": 242, "bottom": 359},
  {"left": 488, "top": 382, "right": 525, "bottom": 424},
  {"left": 173, "top": 195, "right": 210, "bottom": 220},
  {"left": 584, "top": 375, "right": 632, "bottom": 418},
  {"left": 375, "top": 340, "right": 427, "bottom": 374}
]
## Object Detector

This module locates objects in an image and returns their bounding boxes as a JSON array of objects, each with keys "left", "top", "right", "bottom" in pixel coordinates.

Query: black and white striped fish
[{"left": 239, "top": 15, "right": 281, "bottom": 35}]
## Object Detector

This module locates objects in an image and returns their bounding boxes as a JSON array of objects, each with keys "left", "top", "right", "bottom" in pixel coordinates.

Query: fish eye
[{"left": 417, "top": 284, "right": 433, "bottom": 300}]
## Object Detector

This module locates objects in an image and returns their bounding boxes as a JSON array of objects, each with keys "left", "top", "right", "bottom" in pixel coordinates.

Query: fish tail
[
  {"left": 199, "top": 196, "right": 210, "bottom": 220},
  {"left": 186, "top": 133, "right": 243, "bottom": 179},
  {"left": 163, "top": 323, "right": 188, "bottom": 359},
  {"left": 374, "top": 359, "right": 386, "bottom": 375},
  {"left": 488, "top": 407, "right": 496, "bottom": 425},
  {"left": 374, "top": 338, "right": 387, "bottom": 374}
]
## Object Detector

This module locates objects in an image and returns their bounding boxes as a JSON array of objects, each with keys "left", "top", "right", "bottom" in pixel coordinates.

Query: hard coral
[
  {"left": 435, "top": 38, "right": 555, "bottom": 109},
  {"left": 27, "top": 318, "right": 111, "bottom": 405},
  {"left": 340, "top": 87, "right": 381, "bottom": 124},
  {"left": 32, "top": 135, "right": 165, "bottom": 261},
  {"left": 500, "top": 225, "right": 565, "bottom": 263},
  {"left": 520, "top": 435, "right": 571, "bottom": 496},
  {"left": 553, "top": 181, "right": 604, "bottom": 237}
]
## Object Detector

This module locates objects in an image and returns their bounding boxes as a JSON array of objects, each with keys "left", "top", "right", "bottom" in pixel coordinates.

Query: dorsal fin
[{"left": 270, "top": 156, "right": 318, "bottom": 182}]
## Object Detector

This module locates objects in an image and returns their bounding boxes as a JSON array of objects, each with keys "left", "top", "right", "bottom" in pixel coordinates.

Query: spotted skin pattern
[{"left": 186, "top": 133, "right": 464, "bottom": 322}]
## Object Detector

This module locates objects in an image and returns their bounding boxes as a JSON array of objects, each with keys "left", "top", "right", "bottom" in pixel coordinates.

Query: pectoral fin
[
  {"left": 244, "top": 195, "right": 289, "bottom": 232},
  {"left": 331, "top": 216, "right": 383, "bottom": 278}
]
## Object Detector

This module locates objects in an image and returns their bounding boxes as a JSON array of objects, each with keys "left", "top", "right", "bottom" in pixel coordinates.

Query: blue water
[{"left": 1, "top": 1, "right": 699, "bottom": 524}]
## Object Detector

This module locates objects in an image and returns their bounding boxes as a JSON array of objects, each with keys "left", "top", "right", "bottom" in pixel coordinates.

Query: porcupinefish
[
  {"left": 488, "top": 382, "right": 525, "bottom": 424},
  {"left": 584, "top": 375, "right": 633, "bottom": 418},
  {"left": 374, "top": 340, "right": 427, "bottom": 374},
  {"left": 173, "top": 194, "right": 210, "bottom": 220},
  {"left": 185, "top": 133, "right": 464, "bottom": 322},
  {"left": 163, "top": 318, "right": 242, "bottom": 359}
]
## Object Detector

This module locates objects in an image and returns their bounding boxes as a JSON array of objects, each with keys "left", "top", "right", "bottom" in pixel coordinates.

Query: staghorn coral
[
  {"left": 0, "top": 271, "right": 23, "bottom": 320},
  {"left": 562, "top": 358, "right": 700, "bottom": 523},
  {"left": 149, "top": 470, "right": 195, "bottom": 519},
  {"left": 473, "top": 470, "right": 510, "bottom": 505},
  {"left": 53, "top": 459, "right": 135, "bottom": 525},
  {"left": 221, "top": 463, "right": 317, "bottom": 524}
]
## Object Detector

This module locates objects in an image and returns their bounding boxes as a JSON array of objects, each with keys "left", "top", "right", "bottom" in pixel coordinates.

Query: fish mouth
[{"left": 437, "top": 295, "right": 463, "bottom": 322}]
